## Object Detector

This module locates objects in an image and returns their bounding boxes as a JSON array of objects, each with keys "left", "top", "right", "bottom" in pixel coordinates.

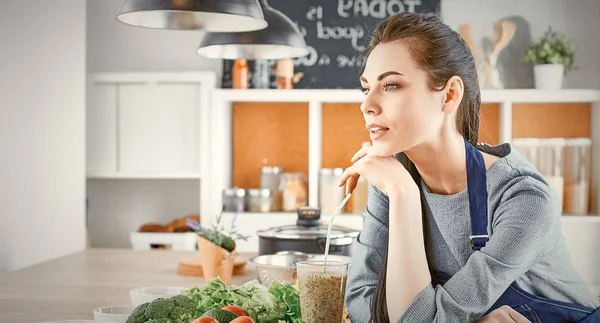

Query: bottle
[{"left": 232, "top": 59, "right": 249, "bottom": 89}]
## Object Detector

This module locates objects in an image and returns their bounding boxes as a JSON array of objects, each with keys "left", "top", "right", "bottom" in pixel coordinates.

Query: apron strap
[{"left": 465, "top": 138, "right": 489, "bottom": 251}]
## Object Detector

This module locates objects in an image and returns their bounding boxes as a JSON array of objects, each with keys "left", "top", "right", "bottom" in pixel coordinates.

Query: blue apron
[{"left": 463, "top": 139, "right": 600, "bottom": 322}]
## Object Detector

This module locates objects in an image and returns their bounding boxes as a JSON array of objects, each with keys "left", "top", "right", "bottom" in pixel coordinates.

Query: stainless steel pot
[
  {"left": 248, "top": 251, "right": 352, "bottom": 286},
  {"left": 256, "top": 207, "right": 360, "bottom": 256}
]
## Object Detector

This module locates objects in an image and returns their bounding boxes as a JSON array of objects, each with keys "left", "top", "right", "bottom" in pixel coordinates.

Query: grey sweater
[{"left": 345, "top": 143, "right": 600, "bottom": 323}]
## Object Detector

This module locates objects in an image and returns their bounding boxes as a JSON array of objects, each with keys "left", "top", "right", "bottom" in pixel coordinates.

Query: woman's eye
[
  {"left": 360, "top": 87, "right": 370, "bottom": 95},
  {"left": 383, "top": 83, "right": 399, "bottom": 91}
]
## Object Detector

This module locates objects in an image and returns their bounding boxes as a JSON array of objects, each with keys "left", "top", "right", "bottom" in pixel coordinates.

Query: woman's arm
[
  {"left": 345, "top": 184, "right": 389, "bottom": 323},
  {"left": 395, "top": 175, "right": 558, "bottom": 322},
  {"left": 386, "top": 184, "right": 430, "bottom": 321}
]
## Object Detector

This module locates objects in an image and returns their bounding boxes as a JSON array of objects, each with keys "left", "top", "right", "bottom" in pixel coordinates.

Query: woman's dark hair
[{"left": 364, "top": 12, "right": 482, "bottom": 323}]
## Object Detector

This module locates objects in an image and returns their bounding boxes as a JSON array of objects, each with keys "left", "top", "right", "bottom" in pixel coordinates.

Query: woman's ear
[{"left": 441, "top": 76, "right": 464, "bottom": 115}]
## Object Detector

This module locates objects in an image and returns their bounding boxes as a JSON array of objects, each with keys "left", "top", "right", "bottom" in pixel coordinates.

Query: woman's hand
[
  {"left": 476, "top": 306, "right": 531, "bottom": 323},
  {"left": 338, "top": 143, "right": 417, "bottom": 197}
]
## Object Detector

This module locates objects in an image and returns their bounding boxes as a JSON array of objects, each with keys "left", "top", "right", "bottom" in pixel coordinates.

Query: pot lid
[{"left": 257, "top": 224, "right": 359, "bottom": 240}]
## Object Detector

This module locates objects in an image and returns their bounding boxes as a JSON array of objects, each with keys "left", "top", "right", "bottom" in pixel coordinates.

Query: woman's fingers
[
  {"left": 350, "top": 147, "right": 367, "bottom": 163},
  {"left": 345, "top": 174, "right": 359, "bottom": 195},
  {"left": 351, "top": 142, "right": 373, "bottom": 163},
  {"left": 507, "top": 308, "right": 531, "bottom": 323}
]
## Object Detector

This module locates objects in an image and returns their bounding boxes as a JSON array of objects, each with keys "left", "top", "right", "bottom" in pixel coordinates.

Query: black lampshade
[
  {"left": 116, "top": 0, "right": 268, "bottom": 32},
  {"left": 196, "top": 0, "right": 309, "bottom": 59}
]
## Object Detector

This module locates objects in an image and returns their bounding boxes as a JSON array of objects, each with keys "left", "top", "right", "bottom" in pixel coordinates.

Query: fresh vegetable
[
  {"left": 222, "top": 305, "right": 248, "bottom": 317},
  {"left": 125, "top": 294, "right": 196, "bottom": 323},
  {"left": 191, "top": 318, "right": 218, "bottom": 323},
  {"left": 268, "top": 281, "right": 302, "bottom": 323},
  {"left": 182, "top": 277, "right": 304, "bottom": 323},
  {"left": 230, "top": 317, "right": 255, "bottom": 323},
  {"left": 201, "top": 309, "right": 239, "bottom": 323}
]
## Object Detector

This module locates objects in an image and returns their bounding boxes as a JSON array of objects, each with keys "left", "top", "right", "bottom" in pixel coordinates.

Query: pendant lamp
[
  {"left": 196, "top": 0, "right": 309, "bottom": 59},
  {"left": 116, "top": 0, "right": 268, "bottom": 32}
]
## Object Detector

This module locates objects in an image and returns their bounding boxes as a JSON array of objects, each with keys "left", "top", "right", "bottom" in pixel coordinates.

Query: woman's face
[{"left": 359, "top": 41, "right": 447, "bottom": 157}]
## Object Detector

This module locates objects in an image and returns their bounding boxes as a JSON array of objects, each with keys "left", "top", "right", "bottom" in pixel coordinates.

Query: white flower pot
[{"left": 534, "top": 64, "right": 564, "bottom": 89}]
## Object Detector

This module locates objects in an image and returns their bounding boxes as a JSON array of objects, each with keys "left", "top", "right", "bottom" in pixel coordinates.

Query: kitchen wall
[
  {"left": 0, "top": 0, "right": 86, "bottom": 271},
  {"left": 88, "top": 0, "right": 600, "bottom": 88},
  {"left": 86, "top": 0, "right": 221, "bottom": 77},
  {"left": 441, "top": 0, "right": 600, "bottom": 89}
]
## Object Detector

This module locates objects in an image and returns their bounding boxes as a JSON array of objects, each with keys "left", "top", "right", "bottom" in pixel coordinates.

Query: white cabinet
[
  {"left": 86, "top": 72, "right": 215, "bottom": 178},
  {"left": 118, "top": 83, "right": 199, "bottom": 173},
  {"left": 87, "top": 84, "right": 117, "bottom": 174}
]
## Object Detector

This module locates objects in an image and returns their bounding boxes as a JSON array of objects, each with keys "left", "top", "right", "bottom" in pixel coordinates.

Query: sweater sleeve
[
  {"left": 345, "top": 184, "right": 390, "bottom": 323},
  {"left": 398, "top": 175, "right": 560, "bottom": 323}
]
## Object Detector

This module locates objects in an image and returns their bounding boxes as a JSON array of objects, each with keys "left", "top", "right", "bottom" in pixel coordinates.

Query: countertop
[{"left": 0, "top": 248, "right": 259, "bottom": 323}]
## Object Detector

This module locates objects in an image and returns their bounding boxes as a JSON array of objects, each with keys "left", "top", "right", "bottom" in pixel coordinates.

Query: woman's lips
[{"left": 367, "top": 124, "right": 389, "bottom": 140}]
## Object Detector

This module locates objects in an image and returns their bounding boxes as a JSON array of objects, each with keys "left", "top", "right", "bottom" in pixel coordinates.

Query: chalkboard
[{"left": 222, "top": 0, "right": 441, "bottom": 89}]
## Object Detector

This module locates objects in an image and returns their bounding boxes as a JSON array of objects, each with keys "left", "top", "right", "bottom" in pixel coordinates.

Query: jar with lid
[
  {"left": 261, "top": 166, "right": 283, "bottom": 211},
  {"left": 222, "top": 187, "right": 245, "bottom": 213},
  {"left": 319, "top": 168, "right": 345, "bottom": 215},
  {"left": 280, "top": 172, "right": 308, "bottom": 212},
  {"left": 246, "top": 188, "right": 273, "bottom": 213},
  {"left": 563, "top": 138, "right": 592, "bottom": 214},
  {"left": 537, "top": 138, "right": 566, "bottom": 209}
]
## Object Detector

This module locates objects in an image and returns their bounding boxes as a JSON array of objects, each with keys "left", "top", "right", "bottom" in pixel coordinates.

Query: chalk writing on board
[{"left": 221, "top": 0, "right": 441, "bottom": 89}]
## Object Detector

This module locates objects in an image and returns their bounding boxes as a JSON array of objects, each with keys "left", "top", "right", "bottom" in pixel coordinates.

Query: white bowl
[
  {"left": 37, "top": 321, "right": 113, "bottom": 323},
  {"left": 93, "top": 305, "right": 136, "bottom": 322},
  {"left": 129, "top": 286, "right": 186, "bottom": 306}
]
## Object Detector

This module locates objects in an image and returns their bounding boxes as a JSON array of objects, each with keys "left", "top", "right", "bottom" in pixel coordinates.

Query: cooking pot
[{"left": 256, "top": 206, "right": 360, "bottom": 256}]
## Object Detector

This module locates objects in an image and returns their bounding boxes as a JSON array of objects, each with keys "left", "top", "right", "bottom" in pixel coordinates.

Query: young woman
[{"left": 339, "top": 12, "right": 600, "bottom": 323}]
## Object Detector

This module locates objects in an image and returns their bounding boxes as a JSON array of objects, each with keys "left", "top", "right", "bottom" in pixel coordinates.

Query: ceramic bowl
[{"left": 93, "top": 305, "right": 136, "bottom": 322}]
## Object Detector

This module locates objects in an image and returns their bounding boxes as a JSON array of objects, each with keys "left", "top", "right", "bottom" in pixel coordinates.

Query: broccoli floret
[
  {"left": 145, "top": 298, "right": 173, "bottom": 320},
  {"left": 126, "top": 295, "right": 197, "bottom": 323},
  {"left": 170, "top": 295, "right": 196, "bottom": 322},
  {"left": 145, "top": 319, "right": 173, "bottom": 323},
  {"left": 126, "top": 302, "right": 149, "bottom": 323}
]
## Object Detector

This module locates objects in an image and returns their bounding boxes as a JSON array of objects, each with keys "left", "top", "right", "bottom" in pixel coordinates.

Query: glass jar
[
  {"left": 319, "top": 168, "right": 345, "bottom": 215},
  {"left": 563, "top": 138, "right": 592, "bottom": 214},
  {"left": 246, "top": 188, "right": 273, "bottom": 213},
  {"left": 261, "top": 166, "right": 283, "bottom": 211},
  {"left": 280, "top": 172, "right": 308, "bottom": 212},
  {"left": 222, "top": 187, "right": 245, "bottom": 213},
  {"left": 537, "top": 138, "right": 566, "bottom": 210}
]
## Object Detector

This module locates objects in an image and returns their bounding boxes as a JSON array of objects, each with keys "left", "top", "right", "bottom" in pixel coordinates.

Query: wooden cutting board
[{"left": 176, "top": 257, "right": 247, "bottom": 277}]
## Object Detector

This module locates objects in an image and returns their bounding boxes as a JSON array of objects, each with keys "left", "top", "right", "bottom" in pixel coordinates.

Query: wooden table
[{"left": 0, "top": 248, "right": 258, "bottom": 323}]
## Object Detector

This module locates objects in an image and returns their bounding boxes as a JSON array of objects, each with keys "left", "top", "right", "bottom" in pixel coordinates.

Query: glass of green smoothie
[{"left": 296, "top": 260, "right": 350, "bottom": 323}]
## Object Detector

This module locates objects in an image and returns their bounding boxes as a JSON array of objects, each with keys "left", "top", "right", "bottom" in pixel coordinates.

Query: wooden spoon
[{"left": 459, "top": 24, "right": 483, "bottom": 64}]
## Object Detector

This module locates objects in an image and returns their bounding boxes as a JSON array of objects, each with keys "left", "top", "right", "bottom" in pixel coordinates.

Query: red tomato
[
  {"left": 221, "top": 305, "right": 248, "bottom": 317},
  {"left": 230, "top": 317, "right": 255, "bottom": 323},
  {"left": 191, "top": 317, "right": 219, "bottom": 323}
]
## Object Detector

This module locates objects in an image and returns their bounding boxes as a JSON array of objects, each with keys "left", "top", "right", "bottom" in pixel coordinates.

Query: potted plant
[
  {"left": 522, "top": 27, "right": 575, "bottom": 89},
  {"left": 187, "top": 213, "right": 249, "bottom": 285}
]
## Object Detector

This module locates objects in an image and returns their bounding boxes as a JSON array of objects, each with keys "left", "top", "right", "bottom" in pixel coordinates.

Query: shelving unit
[
  {"left": 207, "top": 88, "right": 600, "bottom": 221},
  {"left": 85, "top": 72, "right": 215, "bottom": 248}
]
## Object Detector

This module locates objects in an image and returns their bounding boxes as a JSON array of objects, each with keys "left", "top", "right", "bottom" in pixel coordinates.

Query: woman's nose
[{"left": 360, "top": 94, "right": 381, "bottom": 115}]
